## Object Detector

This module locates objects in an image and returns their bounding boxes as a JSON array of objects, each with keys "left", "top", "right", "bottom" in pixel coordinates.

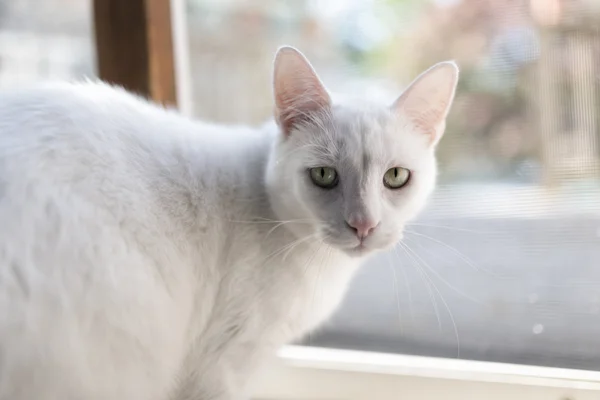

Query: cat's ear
[
  {"left": 392, "top": 61, "right": 459, "bottom": 146},
  {"left": 273, "top": 46, "right": 331, "bottom": 136}
]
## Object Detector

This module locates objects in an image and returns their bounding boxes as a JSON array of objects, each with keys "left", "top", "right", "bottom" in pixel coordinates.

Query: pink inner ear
[
  {"left": 273, "top": 48, "right": 331, "bottom": 136},
  {"left": 391, "top": 61, "right": 458, "bottom": 145},
  {"left": 410, "top": 113, "right": 442, "bottom": 144},
  {"left": 276, "top": 91, "right": 329, "bottom": 135},
  {"left": 405, "top": 100, "right": 448, "bottom": 141}
]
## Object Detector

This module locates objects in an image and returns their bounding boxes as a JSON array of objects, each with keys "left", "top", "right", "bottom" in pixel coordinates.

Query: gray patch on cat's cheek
[
  {"left": 301, "top": 180, "right": 344, "bottom": 234},
  {"left": 361, "top": 152, "right": 371, "bottom": 173},
  {"left": 10, "top": 261, "right": 30, "bottom": 297}
]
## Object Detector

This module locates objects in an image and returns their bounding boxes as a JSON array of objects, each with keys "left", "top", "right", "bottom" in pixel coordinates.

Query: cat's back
[
  {"left": 0, "top": 81, "right": 204, "bottom": 294},
  {"left": 0, "top": 81, "right": 182, "bottom": 162},
  {"left": 0, "top": 81, "right": 188, "bottom": 254},
  {"left": 0, "top": 80, "right": 172, "bottom": 124},
  {"left": 0, "top": 81, "right": 268, "bottom": 194},
  {"left": 0, "top": 82, "right": 196, "bottom": 399}
]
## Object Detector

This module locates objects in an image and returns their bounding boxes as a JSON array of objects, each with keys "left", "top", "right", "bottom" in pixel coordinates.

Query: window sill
[{"left": 252, "top": 345, "right": 600, "bottom": 400}]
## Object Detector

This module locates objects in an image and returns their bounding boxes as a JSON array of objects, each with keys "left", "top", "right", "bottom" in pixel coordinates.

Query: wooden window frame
[{"left": 93, "top": 0, "right": 179, "bottom": 107}]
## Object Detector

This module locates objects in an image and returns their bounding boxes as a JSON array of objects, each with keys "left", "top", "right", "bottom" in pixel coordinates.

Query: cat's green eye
[
  {"left": 383, "top": 167, "right": 410, "bottom": 189},
  {"left": 309, "top": 167, "right": 338, "bottom": 189}
]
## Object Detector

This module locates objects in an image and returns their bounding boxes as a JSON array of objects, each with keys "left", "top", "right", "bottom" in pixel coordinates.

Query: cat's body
[{"left": 0, "top": 48, "right": 458, "bottom": 399}]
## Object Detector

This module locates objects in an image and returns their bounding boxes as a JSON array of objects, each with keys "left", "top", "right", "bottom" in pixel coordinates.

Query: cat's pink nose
[{"left": 346, "top": 218, "right": 378, "bottom": 239}]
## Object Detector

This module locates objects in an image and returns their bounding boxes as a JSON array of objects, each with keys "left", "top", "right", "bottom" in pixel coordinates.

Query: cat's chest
[{"left": 225, "top": 242, "right": 359, "bottom": 340}]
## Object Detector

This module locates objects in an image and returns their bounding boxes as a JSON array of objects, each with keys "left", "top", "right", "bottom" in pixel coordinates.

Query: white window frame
[{"left": 252, "top": 346, "right": 600, "bottom": 400}]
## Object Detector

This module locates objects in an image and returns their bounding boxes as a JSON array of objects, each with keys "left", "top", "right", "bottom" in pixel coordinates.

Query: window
[
  {"left": 185, "top": 0, "right": 600, "bottom": 374},
  {"left": 2, "top": 0, "right": 599, "bottom": 398}
]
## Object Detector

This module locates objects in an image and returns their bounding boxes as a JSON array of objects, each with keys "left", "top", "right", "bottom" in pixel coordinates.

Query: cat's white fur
[{"left": 0, "top": 47, "right": 458, "bottom": 399}]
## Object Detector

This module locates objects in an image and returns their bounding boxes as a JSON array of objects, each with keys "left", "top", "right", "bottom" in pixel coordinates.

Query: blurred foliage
[{"left": 350, "top": 0, "right": 599, "bottom": 183}]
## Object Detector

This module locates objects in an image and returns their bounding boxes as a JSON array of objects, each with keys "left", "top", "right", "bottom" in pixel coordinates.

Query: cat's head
[{"left": 266, "top": 47, "right": 458, "bottom": 258}]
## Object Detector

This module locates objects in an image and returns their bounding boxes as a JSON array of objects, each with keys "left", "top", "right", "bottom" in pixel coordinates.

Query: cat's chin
[
  {"left": 322, "top": 236, "right": 401, "bottom": 258},
  {"left": 342, "top": 243, "right": 385, "bottom": 258},
  {"left": 344, "top": 245, "right": 372, "bottom": 258},
  {"left": 342, "top": 236, "right": 403, "bottom": 258}
]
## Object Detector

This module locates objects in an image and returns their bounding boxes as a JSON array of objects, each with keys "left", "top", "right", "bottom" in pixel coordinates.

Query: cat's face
[{"left": 266, "top": 47, "right": 458, "bottom": 258}]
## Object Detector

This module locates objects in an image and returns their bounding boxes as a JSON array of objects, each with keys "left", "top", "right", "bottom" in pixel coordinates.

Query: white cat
[{"left": 0, "top": 47, "right": 458, "bottom": 399}]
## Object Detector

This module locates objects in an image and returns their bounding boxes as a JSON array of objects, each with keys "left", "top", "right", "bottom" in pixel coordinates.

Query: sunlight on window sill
[{"left": 253, "top": 345, "right": 600, "bottom": 400}]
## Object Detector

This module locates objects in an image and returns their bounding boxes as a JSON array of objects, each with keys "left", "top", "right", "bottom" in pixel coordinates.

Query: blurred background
[{"left": 1, "top": 0, "right": 599, "bottom": 371}]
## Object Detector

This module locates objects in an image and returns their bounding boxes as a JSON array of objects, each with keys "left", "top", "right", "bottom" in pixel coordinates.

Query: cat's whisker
[
  {"left": 224, "top": 217, "right": 316, "bottom": 239},
  {"left": 298, "top": 241, "right": 323, "bottom": 347},
  {"left": 266, "top": 220, "right": 317, "bottom": 240},
  {"left": 406, "top": 233, "right": 512, "bottom": 281},
  {"left": 282, "top": 235, "right": 319, "bottom": 262},
  {"left": 401, "top": 238, "right": 484, "bottom": 305},
  {"left": 398, "top": 242, "right": 442, "bottom": 330},
  {"left": 407, "top": 222, "right": 493, "bottom": 234},
  {"left": 404, "top": 229, "right": 480, "bottom": 272},
  {"left": 251, "top": 216, "right": 316, "bottom": 225},
  {"left": 392, "top": 246, "right": 414, "bottom": 320},
  {"left": 386, "top": 253, "right": 404, "bottom": 335},
  {"left": 259, "top": 234, "right": 317, "bottom": 266},
  {"left": 404, "top": 229, "right": 510, "bottom": 279},
  {"left": 401, "top": 242, "right": 461, "bottom": 359},
  {"left": 308, "top": 244, "right": 329, "bottom": 345},
  {"left": 266, "top": 221, "right": 293, "bottom": 239},
  {"left": 301, "top": 243, "right": 322, "bottom": 280},
  {"left": 226, "top": 216, "right": 313, "bottom": 224}
]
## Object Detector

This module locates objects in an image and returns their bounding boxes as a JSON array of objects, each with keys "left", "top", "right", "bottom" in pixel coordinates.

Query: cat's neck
[{"left": 173, "top": 120, "right": 280, "bottom": 233}]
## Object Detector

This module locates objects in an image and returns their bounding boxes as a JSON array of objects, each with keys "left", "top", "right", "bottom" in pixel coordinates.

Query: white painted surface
[{"left": 252, "top": 346, "right": 600, "bottom": 400}]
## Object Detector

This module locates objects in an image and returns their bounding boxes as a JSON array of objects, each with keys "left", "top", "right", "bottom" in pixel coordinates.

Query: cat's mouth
[{"left": 320, "top": 228, "right": 394, "bottom": 257}]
